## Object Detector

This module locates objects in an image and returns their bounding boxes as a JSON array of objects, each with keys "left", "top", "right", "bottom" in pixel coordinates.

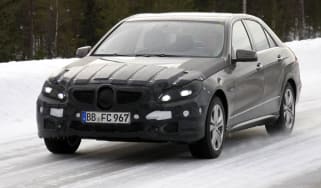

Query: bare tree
[
  {"left": 53, "top": 0, "right": 59, "bottom": 57},
  {"left": 243, "top": 0, "right": 247, "bottom": 13},
  {"left": 28, "top": 0, "right": 35, "bottom": 58},
  {"left": 298, "top": 0, "right": 305, "bottom": 39}
]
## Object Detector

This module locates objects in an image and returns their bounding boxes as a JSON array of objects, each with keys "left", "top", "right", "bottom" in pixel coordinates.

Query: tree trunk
[
  {"left": 29, "top": 0, "right": 35, "bottom": 58},
  {"left": 53, "top": 0, "right": 59, "bottom": 57},
  {"left": 243, "top": 0, "right": 247, "bottom": 13},
  {"left": 298, "top": 0, "right": 305, "bottom": 39}
]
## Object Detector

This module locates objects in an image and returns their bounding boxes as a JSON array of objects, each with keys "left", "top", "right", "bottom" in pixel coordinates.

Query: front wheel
[
  {"left": 189, "top": 97, "right": 226, "bottom": 159},
  {"left": 266, "top": 83, "right": 296, "bottom": 135},
  {"left": 44, "top": 136, "right": 81, "bottom": 154}
]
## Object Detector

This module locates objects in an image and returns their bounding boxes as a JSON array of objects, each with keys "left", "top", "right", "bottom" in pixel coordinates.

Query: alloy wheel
[
  {"left": 283, "top": 88, "right": 295, "bottom": 129},
  {"left": 210, "top": 104, "right": 225, "bottom": 151}
]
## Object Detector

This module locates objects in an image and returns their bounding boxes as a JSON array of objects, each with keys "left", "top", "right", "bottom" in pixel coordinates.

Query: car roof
[{"left": 125, "top": 12, "right": 256, "bottom": 23}]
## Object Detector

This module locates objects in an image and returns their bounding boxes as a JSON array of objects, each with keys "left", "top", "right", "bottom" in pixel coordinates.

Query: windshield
[{"left": 94, "top": 21, "right": 225, "bottom": 57}]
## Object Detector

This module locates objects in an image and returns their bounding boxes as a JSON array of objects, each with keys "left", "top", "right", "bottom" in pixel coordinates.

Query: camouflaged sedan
[{"left": 37, "top": 13, "right": 301, "bottom": 159}]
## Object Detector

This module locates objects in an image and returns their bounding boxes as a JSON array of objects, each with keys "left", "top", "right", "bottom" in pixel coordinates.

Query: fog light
[
  {"left": 44, "top": 87, "right": 52, "bottom": 94},
  {"left": 183, "top": 110, "right": 190, "bottom": 117},
  {"left": 161, "top": 94, "right": 171, "bottom": 102},
  {"left": 146, "top": 111, "right": 172, "bottom": 120},
  {"left": 134, "top": 114, "right": 140, "bottom": 120},
  {"left": 50, "top": 108, "right": 64, "bottom": 118},
  {"left": 75, "top": 113, "right": 81, "bottom": 118},
  {"left": 57, "top": 93, "right": 65, "bottom": 100},
  {"left": 180, "top": 90, "right": 192, "bottom": 97}
]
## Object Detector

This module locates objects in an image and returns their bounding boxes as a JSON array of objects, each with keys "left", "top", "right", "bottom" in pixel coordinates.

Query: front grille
[
  {"left": 71, "top": 86, "right": 145, "bottom": 107},
  {"left": 117, "top": 91, "right": 142, "bottom": 104},
  {"left": 98, "top": 87, "right": 114, "bottom": 109},
  {"left": 96, "top": 123, "right": 144, "bottom": 132},
  {"left": 73, "top": 90, "right": 95, "bottom": 104},
  {"left": 70, "top": 121, "right": 144, "bottom": 132}
]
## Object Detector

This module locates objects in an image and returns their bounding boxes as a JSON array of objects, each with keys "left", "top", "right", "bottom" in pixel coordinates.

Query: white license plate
[{"left": 82, "top": 112, "right": 131, "bottom": 124}]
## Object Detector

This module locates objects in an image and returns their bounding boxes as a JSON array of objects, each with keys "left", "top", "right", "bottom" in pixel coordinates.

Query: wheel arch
[
  {"left": 213, "top": 89, "right": 229, "bottom": 122},
  {"left": 287, "top": 78, "right": 297, "bottom": 101}
]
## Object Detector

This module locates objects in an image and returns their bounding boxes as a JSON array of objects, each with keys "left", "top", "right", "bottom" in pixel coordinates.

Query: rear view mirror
[
  {"left": 235, "top": 49, "right": 258, "bottom": 62},
  {"left": 76, "top": 46, "right": 92, "bottom": 58}
]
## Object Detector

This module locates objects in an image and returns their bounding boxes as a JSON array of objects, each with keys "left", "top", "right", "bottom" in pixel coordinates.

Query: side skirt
[{"left": 228, "top": 115, "right": 279, "bottom": 132}]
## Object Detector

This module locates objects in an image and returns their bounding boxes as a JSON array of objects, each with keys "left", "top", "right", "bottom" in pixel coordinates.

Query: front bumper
[{"left": 37, "top": 85, "right": 208, "bottom": 143}]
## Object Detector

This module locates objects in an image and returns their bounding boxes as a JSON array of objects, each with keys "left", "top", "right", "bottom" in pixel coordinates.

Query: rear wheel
[
  {"left": 189, "top": 97, "right": 226, "bottom": 159},
  {"left": 266, "top": 83, "right": 296, "bottom": 135},
  {"left": 44, "top": 136, "right": 81, "bottom": 154}
]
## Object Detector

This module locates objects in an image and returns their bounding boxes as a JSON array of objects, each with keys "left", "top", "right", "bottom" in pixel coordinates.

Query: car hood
[{"left": 50, "top": 56, "right": 226, "bottom": 89}]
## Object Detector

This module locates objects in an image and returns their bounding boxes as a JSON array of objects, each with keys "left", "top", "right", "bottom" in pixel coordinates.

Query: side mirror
[
  {"left": 76, "top": 46, "right": 92, "bottom": 58},
  {"left": 234, "top": 49, "right": 258, "bottom": 62}
]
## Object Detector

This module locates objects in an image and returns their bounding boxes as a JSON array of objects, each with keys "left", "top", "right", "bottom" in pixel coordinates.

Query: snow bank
[
  {"left": 0, "top": 59, "right": 77, "bottom": 142},
  {"left": 286, "top": 38, "right": 321, "bottom": 111}
]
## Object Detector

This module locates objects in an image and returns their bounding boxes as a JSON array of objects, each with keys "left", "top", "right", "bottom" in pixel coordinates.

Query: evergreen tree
[{"left": 0, "top": 0, "right": 320, "bottom": 62}]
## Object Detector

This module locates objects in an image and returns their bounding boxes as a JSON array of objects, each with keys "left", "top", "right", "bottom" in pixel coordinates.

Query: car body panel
[
  {"left": 51, "top": 56, "right": 228, "bottom": 87},
  {"left": 227, "top": 60, "right": 265, "bottom": 126}
]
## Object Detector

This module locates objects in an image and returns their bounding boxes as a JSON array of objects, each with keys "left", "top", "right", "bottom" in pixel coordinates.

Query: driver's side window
[{"left": 232, "top": 21, "right": 252, "bottom": 57}]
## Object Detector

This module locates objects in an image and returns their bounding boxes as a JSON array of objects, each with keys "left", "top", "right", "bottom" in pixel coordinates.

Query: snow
[
  {"left": 0, "top": 39, "right": 321, "bottom": 188},
  {"left": 0, "top": 59, "right": 77, "bottom": 142},
  {"left": 286, "top": 39, "right": 321, "bottom": 120}
]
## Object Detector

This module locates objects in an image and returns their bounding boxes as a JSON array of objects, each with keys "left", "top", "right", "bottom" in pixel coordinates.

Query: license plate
[{"left": 82, "top": 112, "right": 131, "bottom": 124}]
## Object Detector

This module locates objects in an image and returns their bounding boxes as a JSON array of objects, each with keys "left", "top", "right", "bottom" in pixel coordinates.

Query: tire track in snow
[
  {"left": 0, "top": 94, "right": 320, "bottom": 188},
  {"left": 0, "top": 142, "right": 186, "bottom": 188},
  {"left": 68, "top": 120, "right": 321, "bottom": 188},
  {"left": 51, "top": 105, "right": 321, "bottom": 188},
  {"left": 2, "top": 112, "right": 320, "bottom": 188}
]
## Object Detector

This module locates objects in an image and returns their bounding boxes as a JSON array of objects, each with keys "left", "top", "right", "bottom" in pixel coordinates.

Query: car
[{"left": 37, "top": 12, "right": 301, "bottom": 159}]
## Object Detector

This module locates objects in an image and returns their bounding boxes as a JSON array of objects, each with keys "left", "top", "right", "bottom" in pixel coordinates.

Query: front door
[
  {"left": 244, "top": 20, "right": 284, "bottom": 116},
  {"left": 229, "top": 20, "right": 265, "bottom": 126}
]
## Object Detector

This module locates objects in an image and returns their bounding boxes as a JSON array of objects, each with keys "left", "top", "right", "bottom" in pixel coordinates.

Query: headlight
[
  {"left": 44, "top": 87, "right": 53, "bottom": 94},
  {"left": 180, "top": 89, "right": 192, "bottom": 97},
  {"left": 159, "top": 81, "right": 202, "bottom": 103},
  {"left": 57, "top": 93, "right": 65, "bottom": 100},
  {"left": 42, "top": 81, "right": 66, "bottom": 101},
  {"left": 161, "top": 94, "right": 171, "bottom": 102}
]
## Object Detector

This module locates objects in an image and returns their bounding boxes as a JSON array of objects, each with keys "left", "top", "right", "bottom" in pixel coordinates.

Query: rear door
[
  {"left": 244, "top": 20, "right": 283, "bottom": 115},
  {"left": 229, "top": 20, "right": 265, "bottom": 126}
]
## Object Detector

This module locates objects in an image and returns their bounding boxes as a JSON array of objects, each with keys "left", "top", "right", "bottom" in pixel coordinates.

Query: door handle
[{"left": 256, "top": 63, "right": 263, "bottom": 71}]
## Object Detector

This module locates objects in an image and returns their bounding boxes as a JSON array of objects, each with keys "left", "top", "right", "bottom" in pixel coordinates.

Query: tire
[
  {"left": 44, "top": 136, "right": 81, "bottom": 154},
  {"left": 189, "top": 97, "right": 226, "bottom": 159},
  {"left": 265, "top": 83, "right": 296, "bottom": 135}
]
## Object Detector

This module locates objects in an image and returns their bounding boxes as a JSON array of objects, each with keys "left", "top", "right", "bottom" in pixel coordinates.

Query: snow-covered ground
[
  {"left": 0, "top": 59, "right": 76, "bottom": 142},
  {"left": 0, "top": 39, "right": 321, "bottom": 188}
]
